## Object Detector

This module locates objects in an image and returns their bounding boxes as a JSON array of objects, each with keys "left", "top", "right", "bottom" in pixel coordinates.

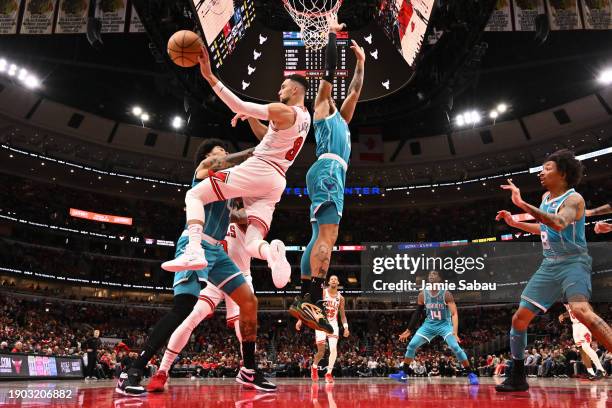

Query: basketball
[{"left": 167, "top": 30, "right": 202, "bottom": 68}]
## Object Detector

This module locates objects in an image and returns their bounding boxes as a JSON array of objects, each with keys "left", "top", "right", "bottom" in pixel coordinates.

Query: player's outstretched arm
[
  {"left": 340, "top": 40, "right": 365, "bottom": 124},
  {"left": 586, "top": 203, "right": 612, "bottom": 217},
  {"left": 495, "top": 210, "right": 541, "bottom": 234},
  {"left": 231, "top": 114, "right": 267, "bottom": 141},
  {"left": 314, "top": 17, "right": 344, "bottom": 120},
  {"left": 501, "top": 179, "right": 583, "bottom": 232},
  {"left": 195, "top": 148, "right": 255, "bottom": 179},
  {"left": 198, "top": 46, "right": 271, "bottom": 121}
]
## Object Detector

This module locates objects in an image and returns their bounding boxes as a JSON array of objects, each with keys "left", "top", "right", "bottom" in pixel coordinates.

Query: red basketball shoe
[
  {"left": 146, "top": 370, "right": 168, "bottom": 392},
  {"left": 311, "top": 366, "right": 319, "bottom": 381}
]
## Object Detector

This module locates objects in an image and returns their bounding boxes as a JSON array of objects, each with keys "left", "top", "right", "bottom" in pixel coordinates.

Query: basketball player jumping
[
  {"left": 116, "top": 140, "right": 265, "bottom": 395},
  {"left": 296, "top": 275, "right": 349, "bottom": 383},
  {"left": 586, "top": 202, "right": 612, "bottom": 234},
  {"left": 389, "top": 270, "right": 479, "bottom": 385},
  {"left": 149, "top": 200, "right": 276, "bottom": 392},
  {"left": 288, "top": 17, "right": 365, "bottom": 333},
  {"left": 495, "top": 149, "right": 612, "bottom": 392},
  {"left": 162, "top": 45, "right": 312, "bottom": 293},
  {"left": 559, "top": 303, "right": 606, "bottom": 380}
]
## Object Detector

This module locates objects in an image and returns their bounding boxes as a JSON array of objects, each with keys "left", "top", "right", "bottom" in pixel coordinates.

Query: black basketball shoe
[{"left": 236, "top": 367, "right": 277, "bottom": 392}]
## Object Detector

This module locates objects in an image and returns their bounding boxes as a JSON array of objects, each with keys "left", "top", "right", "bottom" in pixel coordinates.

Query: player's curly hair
[
  {"left": 286, "top": 74, "right": 309, "bottom": 91},
  {"left": 544, "top": 149, "right": 584, "bottom": 188},
  {"left": 194, "top": 138, "right": 229, "bottom": 166}
]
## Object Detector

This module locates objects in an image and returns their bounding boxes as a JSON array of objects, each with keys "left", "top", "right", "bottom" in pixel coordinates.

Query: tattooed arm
[
  {"left": 230, "top": 208, "right": 248, "bottom": 225},
  {"left": 501, "top": 179, "right": 584, "bottom": 232},
  {"left": 195, "top": 148, "right": 255, "bottom": 179},
  {"left": 340, "top": 40, "right": 365, "bottom": 124}
]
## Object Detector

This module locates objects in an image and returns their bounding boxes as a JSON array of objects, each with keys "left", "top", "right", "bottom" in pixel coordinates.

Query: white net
[{"left": 282, "top": 0, "right": 343, "bottom": 50}]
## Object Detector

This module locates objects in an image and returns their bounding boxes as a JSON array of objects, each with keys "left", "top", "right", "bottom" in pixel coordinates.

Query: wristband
[{"left": 343, "top": 323, "right": 348, "bottom": 329}]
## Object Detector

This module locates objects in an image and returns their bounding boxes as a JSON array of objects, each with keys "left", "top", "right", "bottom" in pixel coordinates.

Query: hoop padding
[{"left": 283, "top": 0, "right": 343, "bottom": 50}]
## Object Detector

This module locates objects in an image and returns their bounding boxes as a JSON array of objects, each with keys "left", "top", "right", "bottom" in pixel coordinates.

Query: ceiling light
[
  {"left": 172, "top": 116, "right": 183, "bottom": 129},
  {"left": 24, "top": 75, "right": 39, "bottom": 89},
  {"left": 598, "top": 68, "right": 612, "bottom": 85},
  {"left": 132, "top": 106, "right": 143, "bottom": 116},
  {"left": 489, "top": 110, "right": 499, "bottom": 119},
  {"left": 0, "top": 59, "right": 6, "bottom": 72},
  {"left": 455, "top": 114, "right": 465, "bottom": 127},
  {"left": 497, "top": 103, "right": 507, "bottom": 113},
  {"left": 18, "top": 68, "right": 27, "bottom": 81},
  {"left": 140, "top": 113, "right": 150, "bottom": 122},
  {"left": 8, "top": 64, "right": 17, "bottom": 76}
]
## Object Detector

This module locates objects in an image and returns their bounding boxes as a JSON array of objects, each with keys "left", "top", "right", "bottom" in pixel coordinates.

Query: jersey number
[
  {"left": 430, "top": 310, "right": 442, "bottom": 320},
  {"left": 541, "top": 230, "right": 550, "bottom": 250},
  {"left": 285, "top": 137, "right": 304, "bottom": 161}
]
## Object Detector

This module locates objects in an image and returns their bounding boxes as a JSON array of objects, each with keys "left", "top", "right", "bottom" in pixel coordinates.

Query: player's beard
[{"left": 280, "top": 96, "right": 290, "bottom": 104}]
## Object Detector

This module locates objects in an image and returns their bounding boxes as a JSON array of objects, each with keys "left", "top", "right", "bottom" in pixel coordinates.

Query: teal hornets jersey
[
  {"left": 424, "top": 290, "right": 451, "bottom": 324},
  {"left": 539, "top": 189, "right": 587, "bottom": 258},
  {"left": 313, "top": 110, "right": 351, "bottom": 164},
  {"left": 188, "top": 174, "right": 233, "bottom": 241}
]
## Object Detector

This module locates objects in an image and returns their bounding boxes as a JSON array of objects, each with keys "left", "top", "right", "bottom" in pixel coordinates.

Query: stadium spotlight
[
  {"left": 490, "top": 110, "right": 499, "bottom": 119},
  {"left": 471, "top": 111, "right": 481, "bottom": 123},
  {"left": 598, "top": 68, "right": 612, "bottom": 85},
  {"left": 455, "top": 114, "right": 465, "bottom": 127},
  {"left": 18, "top": 68, "right": 27, "bottom": 81},
  {"left": 8, "top": 64, "right": 17, "bottom": 76},
  {"left": 497, "top": 103, "right": 507, "bottom": 113},
  {"left": 132, "top": 106, "right": 143, "bottom": 116},
  {"left": 140, "top": 112, "right": 150, "bottom": 122},
  {"left": 172, "top": 116, "right": 183, "bottom": 129},
  {"left": 24, "top": 75, "right": 40, "bottom": 89},
  {"left": 0, "top": 59, "right": 6, "bottom": 72}
]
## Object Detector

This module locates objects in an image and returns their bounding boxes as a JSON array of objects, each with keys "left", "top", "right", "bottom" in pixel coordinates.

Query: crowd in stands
[{"left": 1, "top": 293, "right": 610, "bottom": 380}]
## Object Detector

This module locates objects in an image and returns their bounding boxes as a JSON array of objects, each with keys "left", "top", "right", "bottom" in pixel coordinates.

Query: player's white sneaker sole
[
  {"left": 269, "top": 239, "right": 291, "bottom": 288},
  {"left": 161, "top": 246, "right": 207, "bottom": 272}
]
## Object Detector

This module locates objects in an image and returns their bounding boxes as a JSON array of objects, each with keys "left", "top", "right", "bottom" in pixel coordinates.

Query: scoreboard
[
  {"left": 282, "top": 31, "right": 351, "bottom": 101},
  {"left": 192, "top": 0, "right": 255, "bottom": 69}
]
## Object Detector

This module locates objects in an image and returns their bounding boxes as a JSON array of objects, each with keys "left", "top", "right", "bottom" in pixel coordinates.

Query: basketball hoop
[{"left": 283, "top": 0, "right": 343, "bottom": 50}]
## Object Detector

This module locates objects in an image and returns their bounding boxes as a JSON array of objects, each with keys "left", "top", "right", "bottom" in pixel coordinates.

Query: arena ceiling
[{"left": 0, "top": 0, "right": 611, "bottom": 143}]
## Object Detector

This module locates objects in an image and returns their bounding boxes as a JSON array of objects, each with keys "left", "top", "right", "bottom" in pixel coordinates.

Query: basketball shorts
[
  {"left": 306, "top": 158, "right": 346, "bottom": 224},
  {"left": 572, "top": 323, "right": 592, "bottom": 346},
  {"left": 190, "top": 156, "right": 286, "bottom": 236},
  {"left": 414, "top": 322, "right": 454, "bottom": 343},
  {"left": 520, "top": 254, "right": 592, "bottom": 314},
  {"left": 315, "top": 320, "right": 339, "bottom": 344},
  {"left": 199, "top": 275, "right": 254, "bottom": 327},
  {"left": 173, "top": 236, "right": 245, "bottom": 297}
]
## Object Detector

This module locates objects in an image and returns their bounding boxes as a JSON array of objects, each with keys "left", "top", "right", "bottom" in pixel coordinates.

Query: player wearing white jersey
[
  {"left": 149, "top": 205, "right": 276, "bottom": 392},
  {"left": 559, "top": 303, "right": 606, "bottom": 380},
  {"left": 296, "top": 275, "right": 348, "bottom": 384},
  {"left": 162, "top": 45, "right": 312, "bottom": 294}
]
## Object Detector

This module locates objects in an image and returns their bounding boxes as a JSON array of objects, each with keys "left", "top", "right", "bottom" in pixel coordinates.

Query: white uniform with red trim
[
  {"left": 197, "top": 106, "right": 311, "bottom": 235},
  {"left": 315, "top": 288, "right": 342, "bottom": 344},
  {"left": 199, "top": 223, "right": 253, "bottom": 327},
  {"left": 564, "top": 304, "right": 592, "bottom": 346}
]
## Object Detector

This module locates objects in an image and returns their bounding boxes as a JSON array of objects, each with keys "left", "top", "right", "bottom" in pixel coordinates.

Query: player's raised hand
[
  {"left": 231, "top": 113, "right": 249, "bottom": 127},
  {"left": 399, "top": 330, "right": 410, "bottom": 342},
  {"left": 327, "top": 14, "right": 346, "bottom": 33},
  {"left": 501, "top": 179, "right": 524, "bottom": 208},
  {"left": 198, "top": 45, "right": 214, "bottom": 80},
  {"left": 350, "top": 40, "right": 365, "bottom": 62},
  {"left": 495, "top": 210, "right": 515, "bottom": 226},
  {"left": 594, "top": 221, "right": 612, "bottom": 234}
]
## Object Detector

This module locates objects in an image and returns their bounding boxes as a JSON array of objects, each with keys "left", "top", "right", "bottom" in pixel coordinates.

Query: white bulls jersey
[
  {"left": 253, "top": 105, "right": 311, "bottom": 173},
  {"left": 224, "top": 223, "right": 251, "bottom": 276},
  {"left": 323, "top": 288, "right": 342, "bottom": 323},
  {"left": 564, "top": 304, "right": 592, "bottom": 345}
]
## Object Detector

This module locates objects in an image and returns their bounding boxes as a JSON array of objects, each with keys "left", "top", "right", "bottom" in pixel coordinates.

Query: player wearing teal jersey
[
  {"left": 495, "top": 149, "right": 612, "bottom": 392},
  {"left": 290, "top": 16, "right": 366, "bottom": 334},
  {"left": 388, "top": 271, "right": 479, "bottom": 385}
]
